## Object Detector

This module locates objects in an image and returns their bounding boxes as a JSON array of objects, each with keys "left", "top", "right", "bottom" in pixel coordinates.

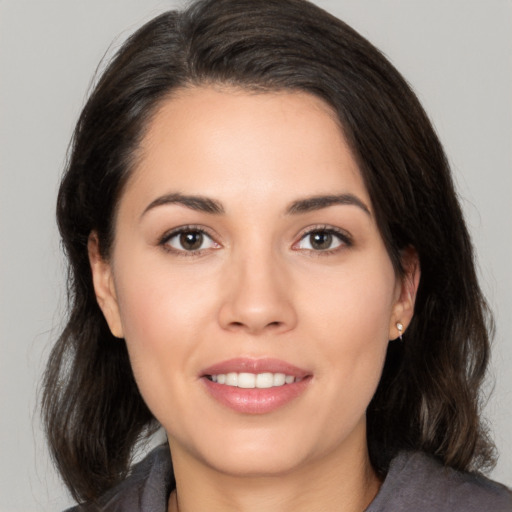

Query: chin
[
  {"left": 203, "top": 446, "right": 308, "bottom": 478},
  {"left": 176, "top": 420, "right": 348, "bottom": 479}
]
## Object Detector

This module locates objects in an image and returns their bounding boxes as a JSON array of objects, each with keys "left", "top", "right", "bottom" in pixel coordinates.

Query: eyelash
[
  {"left": 293, "top": 225, "right": 353, "bottom": 255},
  {"left": 158, "top": 224, "right": 353, "bottom": 257},
  {"left": 159, "top": 225, "right": 220, "bottom": 256}
]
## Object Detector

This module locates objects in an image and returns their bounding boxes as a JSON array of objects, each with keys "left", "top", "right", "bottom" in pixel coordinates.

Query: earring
[{"left": 396, "top": 322, "right": 403, "bottom": 341}]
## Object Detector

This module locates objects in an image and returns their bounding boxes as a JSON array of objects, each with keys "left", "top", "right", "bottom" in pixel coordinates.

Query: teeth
[
  {"left": 238, "top": 373, "right": 256, "bottom": 388},
  {"left": 226, "top": 372, "right": 238, "bottom": 386},
  {"left": 209, "top": 372, "right": 298, "bottom": 388},
  {"left": 255, "top": 372, "right": 273, "bottom": 388}
]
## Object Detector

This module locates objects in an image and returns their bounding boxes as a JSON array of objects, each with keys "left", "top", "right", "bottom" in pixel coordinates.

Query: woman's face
[{"left": 90, "top": 87, "right": 416, "bottom": 478}]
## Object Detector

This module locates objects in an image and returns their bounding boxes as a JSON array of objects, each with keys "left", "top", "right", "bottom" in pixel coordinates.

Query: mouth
[
  {"left": 206, "top": 372, "right": 302, "bottom": 388},
  {"left": 200, "top": 358, "right": 311, "bottom": 414}
]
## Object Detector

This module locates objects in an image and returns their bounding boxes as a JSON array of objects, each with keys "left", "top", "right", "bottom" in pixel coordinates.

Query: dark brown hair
[{"left": 42, "top": 0, "right": 495, "bottom": 504}]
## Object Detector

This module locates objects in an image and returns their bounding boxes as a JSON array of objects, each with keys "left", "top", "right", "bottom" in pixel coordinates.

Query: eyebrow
[
  {"left": 286, "top": 194, "right": 371, "bottom": 216},
  {"left": 140, "top": 192, "right": 370, "bottom": 219},
  {"left": 141, "top": 193, "right": 225, "bottom": 218}
]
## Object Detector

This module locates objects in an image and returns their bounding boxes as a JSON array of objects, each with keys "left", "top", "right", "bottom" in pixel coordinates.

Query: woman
[{"left": 42, "top": 0, "right": 511, "bottom": 510}]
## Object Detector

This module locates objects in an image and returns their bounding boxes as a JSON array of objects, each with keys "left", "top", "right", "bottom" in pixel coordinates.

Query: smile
[
  {"left": 208, "top": 372, "right": 300, "bottom": 388},
  {"left": 201, "top": 358, "right": 311, "bottom": 414}
]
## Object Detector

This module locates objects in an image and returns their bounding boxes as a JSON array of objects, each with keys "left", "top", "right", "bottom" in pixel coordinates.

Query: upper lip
[{"left": 201, "top": 358, "right": 310, "bottom": 378}]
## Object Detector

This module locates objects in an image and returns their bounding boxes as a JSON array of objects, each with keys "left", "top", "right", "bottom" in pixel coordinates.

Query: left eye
[
  {"left": 165, "top": 230, "right": 217, "bottom": 252},
  {"left": 296, "top": 230, "right": 345, "bottom": 251}
]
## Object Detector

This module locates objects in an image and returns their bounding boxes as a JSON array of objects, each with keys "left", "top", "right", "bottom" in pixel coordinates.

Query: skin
[{"left": 89, "top": 87, "right": 419, "bottom": 512}]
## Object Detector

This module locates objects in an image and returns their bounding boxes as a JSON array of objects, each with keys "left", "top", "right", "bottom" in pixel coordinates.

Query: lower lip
[{"left": 202, "top": 377, "right": 310, "bottom": 414}]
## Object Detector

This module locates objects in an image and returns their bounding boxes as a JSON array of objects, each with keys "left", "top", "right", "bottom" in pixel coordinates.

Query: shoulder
[
  {"left": 64, "top": 444, "right": 174, "bottom": 512},
  {"left": 367, "top": 451, "right": 512, "bottom": 512}
]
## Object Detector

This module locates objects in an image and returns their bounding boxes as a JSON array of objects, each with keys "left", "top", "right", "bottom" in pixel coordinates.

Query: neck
[{"left": 167, "top": 431, "right": 381, "bottom": 512}]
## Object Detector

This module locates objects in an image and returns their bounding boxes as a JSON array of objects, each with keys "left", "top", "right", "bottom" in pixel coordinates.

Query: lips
[{"left": 201, "top": 358, "right": 311, "bottom": 414}]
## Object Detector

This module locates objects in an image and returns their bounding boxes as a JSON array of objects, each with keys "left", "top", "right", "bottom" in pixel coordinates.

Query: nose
[{"left": 217, "top": 251, "right": 298, "bottom": 335}]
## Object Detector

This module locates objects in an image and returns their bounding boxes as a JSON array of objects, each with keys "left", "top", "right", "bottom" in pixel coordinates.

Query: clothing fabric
[
  {"left": 66, "top": 444, "right": 512, "bottom": 511},
  {"left": 366, "top": 451, "right": 511, "bottom": 512}
]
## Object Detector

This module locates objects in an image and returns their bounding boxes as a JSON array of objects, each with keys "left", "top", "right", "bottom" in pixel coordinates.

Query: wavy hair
[{"left": 42, "top": 0, "right": 495, "bottom": 503}]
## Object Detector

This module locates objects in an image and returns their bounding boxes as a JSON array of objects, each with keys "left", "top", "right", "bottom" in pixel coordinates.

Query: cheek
[
  {"left": 300, "top": 257, "right": 397, "bottom": 401},
  {"left": 110, "top": 252, "right": 217, "bottom": 404},
  {"left": 114, "top": 249, "right": 218, "bottom": 342},
  {"left": 302, "top": 257, "right": 397, "bottom": 343}
]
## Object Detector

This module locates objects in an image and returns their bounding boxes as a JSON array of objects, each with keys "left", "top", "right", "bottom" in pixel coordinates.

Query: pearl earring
[{"left": 396, "top": 322, "right": 403, "bottom": 341}]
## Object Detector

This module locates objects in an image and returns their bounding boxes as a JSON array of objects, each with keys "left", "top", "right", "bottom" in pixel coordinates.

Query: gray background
[{"left": 1, "top": 1, "right": 510, "bottom": 510}]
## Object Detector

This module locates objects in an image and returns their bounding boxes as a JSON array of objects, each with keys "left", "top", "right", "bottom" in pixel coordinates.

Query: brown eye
[
  {"left": 296, "top": 229, "right": 347, "bottom": 252},
  {"left": 309, "top": 232, "right": 333, "bottom": 250},
  {"left": 180, "top": 231, "right": 204, "bottom": 250},
  {"left": 164, "top": 229, "right": 218, "bottom": 252}
]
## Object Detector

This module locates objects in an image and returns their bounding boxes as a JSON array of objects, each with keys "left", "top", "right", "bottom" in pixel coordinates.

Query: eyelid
[
  {"left": 292, "top": 224, "right": 353, "bottom": 252},
  {"left": 158, "top": 225, "right": 221, "bottom": 254},
  {"left": 157, "top": 223, "right": 352, "bottom": 256}
]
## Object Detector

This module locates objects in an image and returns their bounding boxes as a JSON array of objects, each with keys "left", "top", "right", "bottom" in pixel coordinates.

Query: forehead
[{"left": 122, "top": 86, "right": 369, "bottom": 215}]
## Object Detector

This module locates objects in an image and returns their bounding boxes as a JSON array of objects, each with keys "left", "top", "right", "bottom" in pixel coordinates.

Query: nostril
[{"left": 226, "top": 320, "right": 283, "bottom": 332}]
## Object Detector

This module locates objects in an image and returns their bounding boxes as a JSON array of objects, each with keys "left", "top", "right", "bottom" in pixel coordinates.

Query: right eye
[{"left": 162, "top": 228, "right": 219, "bottom": 253}]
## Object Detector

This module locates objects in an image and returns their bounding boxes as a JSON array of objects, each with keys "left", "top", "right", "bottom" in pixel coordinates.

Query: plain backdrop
[{"left": 1, "top": 1, "right": 511, "bottom": 510}]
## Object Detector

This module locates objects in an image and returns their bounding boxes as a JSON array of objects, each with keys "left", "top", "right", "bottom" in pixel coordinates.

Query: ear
[
  {"left": 88, "top": 232, "right": 124, "bottom": 338},
  {"left": 389, "top": 246, "right": 420, "bottom": 340}
]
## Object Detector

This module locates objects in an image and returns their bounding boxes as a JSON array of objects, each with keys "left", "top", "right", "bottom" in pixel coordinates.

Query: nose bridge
[{"left": 218, "top": 242, "right": 296, "bottom": 334}]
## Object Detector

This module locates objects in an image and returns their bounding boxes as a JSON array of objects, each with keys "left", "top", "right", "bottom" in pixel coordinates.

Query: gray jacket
[{"left": 67, "top": 444, "right": 512, "bottom": 511}]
